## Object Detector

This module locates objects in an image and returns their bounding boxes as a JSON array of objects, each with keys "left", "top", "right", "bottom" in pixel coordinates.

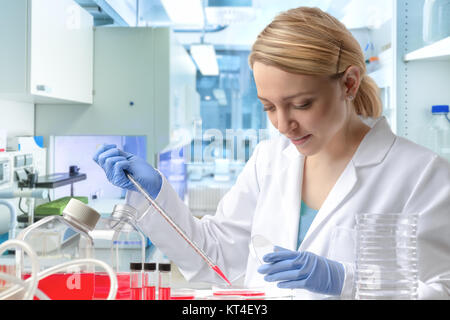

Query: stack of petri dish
[{"left": 355, "top": 213, "right": 419, "bottom": 300}]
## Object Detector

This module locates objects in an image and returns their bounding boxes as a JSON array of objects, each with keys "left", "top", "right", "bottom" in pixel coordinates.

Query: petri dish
[
  {"left": 213, "top": 290, "right": 266, "bottom": 297},
  {"left": 250, "top": 234, "right": 274, "bottom": 265},
  {"left": 170, "top": 288, "right": 196, "bottom": 300}
]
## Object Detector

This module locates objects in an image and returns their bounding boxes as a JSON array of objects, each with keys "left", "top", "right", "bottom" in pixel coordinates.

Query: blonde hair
[{"left": 249, "top": 7, "right": 382, "bottom": 118}]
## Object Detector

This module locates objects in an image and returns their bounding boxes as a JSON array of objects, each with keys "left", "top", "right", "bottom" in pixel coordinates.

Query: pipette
[{"left": 125, "top": 172, "right": 231, "bottom": 286}]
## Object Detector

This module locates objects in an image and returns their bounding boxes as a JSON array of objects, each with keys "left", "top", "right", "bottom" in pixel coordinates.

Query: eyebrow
[{"left": 257, "top": 91, "right": 315, "bottom": 102}]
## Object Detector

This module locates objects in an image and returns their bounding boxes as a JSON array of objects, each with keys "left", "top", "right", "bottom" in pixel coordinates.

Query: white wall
[{"left": 0, "top": 99, "right": 34, "bottom": 149}]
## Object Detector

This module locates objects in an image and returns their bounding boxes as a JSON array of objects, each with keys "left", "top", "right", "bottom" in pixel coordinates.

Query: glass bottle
[
  {"left": 423, "top": 0, "right": 450, "bottom": 45},
  {"left": 16, "top": 198, "right": 100, "bottom": 300},
  {"left": 129, "top": 262, "right": 143, "bottom": 300},
  {"left": 158, "top": 263, "right": 171, "bottom": 300},
  {"left": 91, "top": 203, "right": 148, "bottom": 300},
  {"left": 426, "top": 105, "right": 450, "bottom": 161},
  {"left": 109, "top": 204, "right": 147, "bottom": 274},
  {"left": 143, "top": 262, "right": 157, "bottom": 300}
]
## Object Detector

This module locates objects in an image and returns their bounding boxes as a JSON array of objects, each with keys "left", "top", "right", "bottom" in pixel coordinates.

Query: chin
[
  {"left": 295, "top": 145, "right": 318, "bottom": 156},
  {"left": 293, "top": 137, "right": 319, "bottom": 156}
]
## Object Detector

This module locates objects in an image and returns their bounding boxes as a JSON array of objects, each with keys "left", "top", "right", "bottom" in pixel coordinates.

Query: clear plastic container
[
  {"left": 355, "top": 213, "right": 419, "bottom": 300},
  {"left": 250, "top": 234, "right": 274, "bottom": 265},
  {"left": 16, "top": 198, "right": 100, "bottom": 300},
  {"left": 423, "top": 0, "right": 450, "bottom": 45},
  {"left": 425, "top": 105, "right": 450, "bottom": 161}
]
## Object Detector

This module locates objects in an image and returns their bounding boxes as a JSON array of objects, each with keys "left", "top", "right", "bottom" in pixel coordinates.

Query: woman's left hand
[{"left": 257, "top": 246, "right": 345, "bottom": 295}]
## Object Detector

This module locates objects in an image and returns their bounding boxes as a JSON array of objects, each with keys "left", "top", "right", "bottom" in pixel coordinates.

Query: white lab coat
[{"left": 127, "top": 117, "right": 450, "bottom": 299}]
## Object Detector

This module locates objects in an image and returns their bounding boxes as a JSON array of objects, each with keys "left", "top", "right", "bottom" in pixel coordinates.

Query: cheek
[
  {"left": 312, "top": 100, "right": 346, "bottom": 135},
  {"left": 267, "top": 112, "right": 277, "bottom": 128}
]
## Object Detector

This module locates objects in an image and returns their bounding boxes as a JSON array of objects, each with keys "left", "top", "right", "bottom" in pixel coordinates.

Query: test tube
[
  {"left": 130, "top": 262, "right": 143, "bottom": 300},
  {"left": 158, "top": 263, "right": 171, "bottom": 300},
  {"left": 143, "top": 263, "right": 157, "bottom": 300}
]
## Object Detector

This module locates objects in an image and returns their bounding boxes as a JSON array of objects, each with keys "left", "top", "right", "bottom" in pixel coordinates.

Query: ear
[{"left": 341, "top": 66, "right": 361, "bottom": 100}]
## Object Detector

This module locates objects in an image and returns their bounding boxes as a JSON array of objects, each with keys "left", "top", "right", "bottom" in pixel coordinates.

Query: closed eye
[
  {"left": 293, "top": 101, "right": 312, "bottom": 109},
  {"left": 263, "top": 105, "right": 275, "bottom": 112}
]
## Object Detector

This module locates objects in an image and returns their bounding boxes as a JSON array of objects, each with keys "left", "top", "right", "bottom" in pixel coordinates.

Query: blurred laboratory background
[{"left": 0, "top": 0, "right": 449, "bottom": 273}]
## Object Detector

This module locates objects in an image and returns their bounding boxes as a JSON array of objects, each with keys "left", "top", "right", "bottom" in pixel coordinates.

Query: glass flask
[
  {"left": 16, "top": 198, "right": 100, "bottom": 300},
  {"left": 91, "top": 203, "right": 147, "bottom": 300}
]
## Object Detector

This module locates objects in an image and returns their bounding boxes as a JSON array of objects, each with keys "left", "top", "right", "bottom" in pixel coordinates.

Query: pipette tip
[{"left": 212, "top": 265, "right": 232, "bottom": 286}]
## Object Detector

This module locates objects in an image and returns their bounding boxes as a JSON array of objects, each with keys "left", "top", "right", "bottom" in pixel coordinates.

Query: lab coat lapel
[
  {"left": 299, "top": 161, "right": 358, "bottom": 249},
  {"left": 299, "top": 117, "right": 396, "bottom": 249},
  {"left": 277, "top": 144, "right": 304, "bottom": 251}
]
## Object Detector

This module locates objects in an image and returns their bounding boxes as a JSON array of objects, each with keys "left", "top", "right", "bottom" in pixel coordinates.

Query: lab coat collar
[
  {"left": 277, "top": 116, "right": 395, "bottom": 250},
  {"left": 352, "top": 116, "right": 396, "bottom": 167},
  {"left": 280, "top": 116, "right": 396, "bottom": 166},
  {"left": 299, "top": 117, "right": 396, "bottom": 249},
  {"left": 276, "top": 140, "right": 303, "bottom": 250}
]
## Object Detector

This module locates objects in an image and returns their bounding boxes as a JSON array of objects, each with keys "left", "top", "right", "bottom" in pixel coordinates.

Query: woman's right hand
[{"left": 93, "top": 144, "right": 162, "bottom": 199}]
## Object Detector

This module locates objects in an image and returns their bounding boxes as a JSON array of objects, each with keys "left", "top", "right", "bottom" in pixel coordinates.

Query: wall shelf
[
  {"left": 404, "top": 37, "right": 450, "bottom": 62},
  {"left": 369, "top": 67, "right": 391, "bottom": 88}
]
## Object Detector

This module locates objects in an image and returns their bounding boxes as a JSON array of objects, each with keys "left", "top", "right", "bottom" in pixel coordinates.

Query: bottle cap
[
  {"left": 432, "top": 105, "right": 449, "bottom": 113},
  {"left": 158, "top": 263, "right": 171, "bottom": 272},
  {"left": 62, "top": 198, "right": 100, "bottom": 231},
  {"left": 130, "top": 262, "right": 143, "bottom": 271},
  {"left": 144, "top": 263, "right": 156, "bottom": 271}
]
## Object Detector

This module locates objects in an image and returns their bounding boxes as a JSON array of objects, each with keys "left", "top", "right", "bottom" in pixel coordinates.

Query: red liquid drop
[{"left": 212, "top": 265, "right": 231, "bottom": 286}]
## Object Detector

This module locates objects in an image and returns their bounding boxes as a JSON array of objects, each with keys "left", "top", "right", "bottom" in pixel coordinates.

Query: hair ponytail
[{"left": 354, "top": 75, "right": 382, "bottom": 118}]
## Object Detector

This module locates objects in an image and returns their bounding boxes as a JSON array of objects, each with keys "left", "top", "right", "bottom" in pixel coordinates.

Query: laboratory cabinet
[
  {"left": 394, "top": 0, "right": 450, "bottom": 146},
  {"left": 35, "top": 27, "right": 199, "bottom": 167},
  {"left": 0, "top": 0, "right": 93, "bottom": 104},
  {"left": 353, "top": 0, "right": 450, "bottom": 147}
]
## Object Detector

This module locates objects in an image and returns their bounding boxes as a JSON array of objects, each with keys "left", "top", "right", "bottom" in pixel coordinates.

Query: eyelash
[
  {"left": 263, "top": 102, "right": 312, "bottom": 112},
  {"left": 294, "top": 102, "right": 312, "bottom": 109}
]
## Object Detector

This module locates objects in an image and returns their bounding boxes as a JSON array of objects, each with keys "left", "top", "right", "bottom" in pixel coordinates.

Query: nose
[{"left": 276, "top": 109, "right": 297, "bottom": 135}]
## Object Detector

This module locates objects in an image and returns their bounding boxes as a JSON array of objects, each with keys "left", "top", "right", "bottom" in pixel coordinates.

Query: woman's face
[{"left": 253, "top": 62, "right": 354, "bottom": 156}]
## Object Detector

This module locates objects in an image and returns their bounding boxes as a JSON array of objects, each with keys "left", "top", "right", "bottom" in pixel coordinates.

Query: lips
[{"left": 289, "top": 134, "right": 312, "bottom": 146}]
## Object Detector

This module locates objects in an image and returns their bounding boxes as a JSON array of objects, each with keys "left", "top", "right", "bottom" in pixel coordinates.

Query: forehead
[{"left": 253, "top": 62, "right": 332, "bottom": 100}]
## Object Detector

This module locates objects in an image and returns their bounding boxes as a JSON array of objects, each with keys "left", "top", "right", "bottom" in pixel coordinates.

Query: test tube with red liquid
[
  {"left": 143, "top": 263, "right": 157, "bottom": 300},
  {"left": 158, "top": 263, "right": 171, "bottom": 300},
  {"left": 130, "top": 262, "right": 143, "bottom": 300}
]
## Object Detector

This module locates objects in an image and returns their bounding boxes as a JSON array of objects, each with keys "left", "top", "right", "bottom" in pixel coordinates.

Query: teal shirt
[{"left": 297, "top": 200, "right": 319, "bottom": 248}]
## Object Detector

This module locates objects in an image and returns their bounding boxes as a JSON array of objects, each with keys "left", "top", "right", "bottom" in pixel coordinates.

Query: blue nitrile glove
[
  {"left": 257, "top": 246, "right": 345, "bottom": 296},
  {"left": 93, "top": 144, "right": 162, "bottom": 199}
]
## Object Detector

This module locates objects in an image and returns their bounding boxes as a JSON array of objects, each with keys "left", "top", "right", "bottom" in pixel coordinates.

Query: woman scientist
[{"left": 93, "top": 7, "right": 450, "bottom": 299}]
